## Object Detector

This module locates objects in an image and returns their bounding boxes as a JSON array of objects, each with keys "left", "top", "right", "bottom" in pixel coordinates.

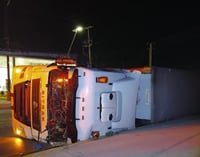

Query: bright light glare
[
  {"left": 75, "top": 26, "right": 83, "bottom": 32},
  {"left": 56, "top": 78, "right": 63, "bottom": 83},
  {"left": 15, "top": 68, "right": 21, "bottom": 74},
  {"left": 16, "top": 128, "right": 21, "bottom": 135},
  {"left": 14, "top": 138, "right": 23, "bottom": 147},
  {"left": 65, "top": 79, "right": 69, "bottom": 83},
  {"left": 56, "top": 78, "right": 68, "bottom": 83}
]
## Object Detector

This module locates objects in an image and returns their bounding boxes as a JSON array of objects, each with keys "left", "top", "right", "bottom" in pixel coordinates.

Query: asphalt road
[{"left": 0, "top": 100, "right": 53, "bottom": 157}]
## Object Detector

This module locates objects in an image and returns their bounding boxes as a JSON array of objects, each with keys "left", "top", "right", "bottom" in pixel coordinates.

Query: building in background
[{"left": 0, "top": 55, "right": 54, "bottom": 97}]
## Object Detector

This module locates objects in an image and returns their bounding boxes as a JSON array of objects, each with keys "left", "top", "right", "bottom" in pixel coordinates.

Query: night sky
[{"left": 1, "top": 1, "right": 200, "bottom": 68}]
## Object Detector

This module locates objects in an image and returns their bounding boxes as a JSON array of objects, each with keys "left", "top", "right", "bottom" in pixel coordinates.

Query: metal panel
[{"left": 152, "top": 67, "right": 200, "bottom": 122}]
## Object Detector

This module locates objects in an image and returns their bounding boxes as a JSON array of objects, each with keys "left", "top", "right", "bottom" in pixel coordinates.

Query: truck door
[
  {"left": 30, "top": 78, "right": 42, "bottom": 141},
  {"left": 32, "top": 79, "right": 41, "bottom": 131},
  {"left": 100, "top": 92, "right": 121, "bottom": 122}
]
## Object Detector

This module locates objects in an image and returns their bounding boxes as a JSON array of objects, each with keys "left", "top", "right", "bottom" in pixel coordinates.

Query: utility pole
[
  {"left": 3, "top": 0, "right": 11, "bottom": 100},
  {"left": 86, "top": 26, "right": 93, "bottom": 67},
  {"left": 149, "top": 42, "right": 152, "bottom": 68}
]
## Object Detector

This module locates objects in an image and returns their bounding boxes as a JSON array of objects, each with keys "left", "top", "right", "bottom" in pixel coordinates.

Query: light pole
[{"left": 66, "top": 26, "right": 83, "bottom": 57}]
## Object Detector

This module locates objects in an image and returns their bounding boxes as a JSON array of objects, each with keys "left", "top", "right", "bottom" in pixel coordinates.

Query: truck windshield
[{"left": 47, "top": 68, "right": 78, "bottom": 143}]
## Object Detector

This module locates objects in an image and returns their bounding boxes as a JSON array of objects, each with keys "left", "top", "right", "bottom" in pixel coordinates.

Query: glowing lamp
[
  {"left": 73, "top": 26, "right": 83, "bottom": 32},
  {"left": 15, "top": 68, "right": 21, "bottom": 74},
  {"left": 56, "top": 78, "right": 68, "bottom": 83},
  {"left": 96, "top": 76, "right": 108, "bottom": 83},
  {"left": 56, "top": 78, "right": 63, "bottom": 83},
  {"left": 16, "top": 128, "right": 22, "bottom": 136},
  {"left": 56, "top": 58, "right": 77, "bottom": 67}
]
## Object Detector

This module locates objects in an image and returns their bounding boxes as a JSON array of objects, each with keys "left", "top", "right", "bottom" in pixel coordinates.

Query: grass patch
[{"left": 0, "top": 96, "right": 7, "bottom": 100}]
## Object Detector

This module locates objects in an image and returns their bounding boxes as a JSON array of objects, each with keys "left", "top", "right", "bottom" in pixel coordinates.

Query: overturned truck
[
  {"left": 11, "top": 58, "right": 142, "bottom": 144},
  {"left": 11, "top": 58, "right": 200, "bottom": 145}
]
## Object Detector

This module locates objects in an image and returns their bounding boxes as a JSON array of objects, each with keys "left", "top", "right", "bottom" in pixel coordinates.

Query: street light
[
  {"left": 66, "top": 26, "right": 83, "bottom": 57},
  {"left": 67, "top": 25, "right": 93, "bottom": 67}
]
